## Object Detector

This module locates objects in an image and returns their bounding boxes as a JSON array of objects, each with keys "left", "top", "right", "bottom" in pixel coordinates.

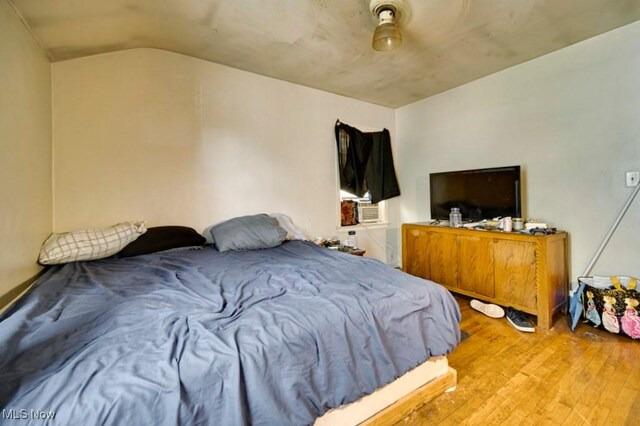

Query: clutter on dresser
[
  {"left": 438, "top": 215, "right": 559, "bottom": 235},
  {"left": 524, "top": 220, "right": 547, "bottom": 230},
  {"left": 499, "top": 217, "right": 512, "bottom": 232},
  {"left": 512, "top": 218, "right": 524, "bottom": 231},
  {"left": 449, "top": 207, "right": 462, "bottom": 228}
]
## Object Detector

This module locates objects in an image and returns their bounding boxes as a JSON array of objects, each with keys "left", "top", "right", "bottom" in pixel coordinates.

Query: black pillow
[{"left": 119, "top": 226, "right": 206, "bottom": 257}]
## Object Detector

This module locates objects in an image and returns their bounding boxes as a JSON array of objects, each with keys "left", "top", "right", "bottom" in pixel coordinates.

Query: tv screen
[{"left": 430, "top": 166, "right": 521, "bottom": 221}]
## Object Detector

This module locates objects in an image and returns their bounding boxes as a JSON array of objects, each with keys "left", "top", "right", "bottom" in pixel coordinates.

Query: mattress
[{"left": 0, "top": 240, "right": 460, "bottom": 425}]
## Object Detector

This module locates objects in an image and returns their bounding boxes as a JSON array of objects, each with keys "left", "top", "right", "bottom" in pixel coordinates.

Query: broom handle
[{"left": 581, "top": 183, "right": 640, "bottom": 277}]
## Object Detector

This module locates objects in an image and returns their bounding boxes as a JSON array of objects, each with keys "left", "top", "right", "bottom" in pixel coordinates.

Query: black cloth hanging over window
[{"left": 335, "top": 121, "right": 401, "bottom": 204}]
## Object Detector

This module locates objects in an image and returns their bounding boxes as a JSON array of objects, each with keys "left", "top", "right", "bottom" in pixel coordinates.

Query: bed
[{"left": 0, "top": 240, "right": 460, "bottom": 425}]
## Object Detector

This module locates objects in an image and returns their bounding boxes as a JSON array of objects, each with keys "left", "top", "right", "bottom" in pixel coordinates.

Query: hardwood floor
[{"left": 397, "top": 295, "right": 640, "bottom": 425}]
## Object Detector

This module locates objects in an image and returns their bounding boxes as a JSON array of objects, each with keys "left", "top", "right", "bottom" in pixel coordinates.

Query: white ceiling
[{"left": 9, "top": 0, "right": 640, "bottom": 107}]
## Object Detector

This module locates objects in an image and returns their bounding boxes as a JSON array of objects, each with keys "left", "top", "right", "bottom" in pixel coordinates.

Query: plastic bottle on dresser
[{"left": 449, "top": 208, "right": 462, "bottom": 228}]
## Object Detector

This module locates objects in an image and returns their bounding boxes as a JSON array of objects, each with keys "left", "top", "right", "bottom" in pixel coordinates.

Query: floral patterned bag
[{"left": 580, "top": 276, "right": 640, "bottom": 340}]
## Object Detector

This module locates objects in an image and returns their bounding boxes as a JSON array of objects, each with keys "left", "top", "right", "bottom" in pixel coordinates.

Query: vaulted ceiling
[{"left": 9, "top": 0, "right": 640, "bottom": 107}]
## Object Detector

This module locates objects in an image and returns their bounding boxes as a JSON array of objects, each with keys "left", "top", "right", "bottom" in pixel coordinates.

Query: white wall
[
  {"left": 397, "top": 21, "right": 640, "bottom": 279},
  {"left": 52, "top": 48, "right": 397, "bottom": 262},
  {"left": 0, "top": 0, "right": 52, "bottom": 297}
]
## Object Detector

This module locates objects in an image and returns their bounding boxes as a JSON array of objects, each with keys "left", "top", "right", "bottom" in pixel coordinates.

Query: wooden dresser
[{"left": 402, "top": 223, "right": 568, "bottom": 329}]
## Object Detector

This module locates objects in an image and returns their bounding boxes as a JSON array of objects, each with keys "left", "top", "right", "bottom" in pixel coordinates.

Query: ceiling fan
[{"left": 369, "top": 0, "right": 407, "bottom": 51}]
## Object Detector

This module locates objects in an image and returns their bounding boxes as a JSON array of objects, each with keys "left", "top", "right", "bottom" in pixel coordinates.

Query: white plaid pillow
[{"left": 38, "top": 222, "right": 147, "bottom": 265}]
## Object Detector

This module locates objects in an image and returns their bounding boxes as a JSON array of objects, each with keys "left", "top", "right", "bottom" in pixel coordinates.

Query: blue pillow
[{"left": 211, "top": 214, "right": 288, "bottom": 252}]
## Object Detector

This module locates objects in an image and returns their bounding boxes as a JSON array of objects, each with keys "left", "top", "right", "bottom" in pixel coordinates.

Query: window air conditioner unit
[{"left": 358, "top": 201, "right": 380, "bottom": 223}]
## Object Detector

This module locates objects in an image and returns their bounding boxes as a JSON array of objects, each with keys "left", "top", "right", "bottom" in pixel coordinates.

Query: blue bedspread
[{"left": 0, "top": 241, "right": 460, "bottom": 425}]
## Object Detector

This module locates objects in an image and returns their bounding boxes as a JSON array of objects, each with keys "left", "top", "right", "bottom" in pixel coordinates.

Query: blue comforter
[{"left": 0, "top": 241, "right": 460, "bottom": 425}]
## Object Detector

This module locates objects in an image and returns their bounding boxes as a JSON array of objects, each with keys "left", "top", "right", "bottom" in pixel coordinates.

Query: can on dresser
[{"left": 513, "top": 218, "right": 524, "bottom": 231}]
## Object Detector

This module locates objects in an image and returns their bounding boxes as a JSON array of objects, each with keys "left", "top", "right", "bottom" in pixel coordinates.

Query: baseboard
[{"left": 0, "top": 270, "right": 45, "bottom": 314}]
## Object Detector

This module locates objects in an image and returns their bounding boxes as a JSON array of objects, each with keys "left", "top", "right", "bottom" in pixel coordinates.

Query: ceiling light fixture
[{"left": 370, "top": 0, "right": 404, "bottom": 51}]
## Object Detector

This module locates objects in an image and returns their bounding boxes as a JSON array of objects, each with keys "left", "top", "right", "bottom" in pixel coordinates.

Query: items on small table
[
  {"left": 314, "top": 236, "right": 365, "bottom": 256},
  {"left": 339, "top": 246, "right": 366, "bottom": 256}
]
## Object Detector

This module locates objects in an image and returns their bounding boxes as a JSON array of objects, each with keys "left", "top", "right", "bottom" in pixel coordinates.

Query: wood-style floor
[{"left": 397, "top": 295, "right": 640, "bottom": 425}]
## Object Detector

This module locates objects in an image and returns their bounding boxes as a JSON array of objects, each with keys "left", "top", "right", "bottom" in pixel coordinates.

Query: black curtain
[{"left": 335, "top": 121, "right": 400, "bottom": 204}]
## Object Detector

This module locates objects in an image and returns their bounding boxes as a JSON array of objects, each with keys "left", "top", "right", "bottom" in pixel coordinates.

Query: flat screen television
[{"left": 430, "top": 166, "right": 521, "bottom": 221}]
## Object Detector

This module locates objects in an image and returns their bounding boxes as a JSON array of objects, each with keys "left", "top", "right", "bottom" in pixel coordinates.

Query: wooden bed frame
[
  {"left": 316, "top": 356, "right": 457, "bottom": 425},
  {"left": 364, "top": 368, "right": 457, "bottom": 425}
]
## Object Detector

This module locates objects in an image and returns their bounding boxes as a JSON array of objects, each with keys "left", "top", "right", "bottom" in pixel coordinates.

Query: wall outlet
[{"left": 626, "top": 171, "right": 639, "bottom": 187}]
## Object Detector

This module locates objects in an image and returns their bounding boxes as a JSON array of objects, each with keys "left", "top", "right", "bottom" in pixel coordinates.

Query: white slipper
[{"left": 470, "top": 299, "right": 505, "bottom": 319}]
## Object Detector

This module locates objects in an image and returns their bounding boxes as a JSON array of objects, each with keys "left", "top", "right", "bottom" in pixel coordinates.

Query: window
[{"left": 335, "top": 122, "right": 396, "bottom": 228}]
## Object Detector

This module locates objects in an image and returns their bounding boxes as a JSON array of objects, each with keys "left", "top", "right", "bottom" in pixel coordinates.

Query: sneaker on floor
[
  {"left": 506, "top": 307, "right": 535, "bottom": 332},
  {"left": 470, "top": 299, "right": 505, "bottom": 318}
]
